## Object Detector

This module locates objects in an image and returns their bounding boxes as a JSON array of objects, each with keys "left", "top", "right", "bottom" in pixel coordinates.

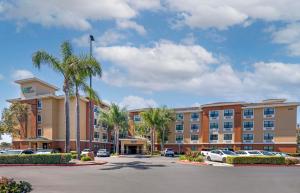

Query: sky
[{"left": 1, "top": 1, "right": 300, "bottom": 142}]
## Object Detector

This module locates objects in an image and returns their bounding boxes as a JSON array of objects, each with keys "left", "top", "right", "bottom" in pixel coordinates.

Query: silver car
[{"left": 97, "top": 149, "right": 110, "bottom": 157}]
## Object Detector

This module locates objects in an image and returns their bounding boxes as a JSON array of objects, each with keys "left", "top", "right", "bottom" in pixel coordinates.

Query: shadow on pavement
[{"left": 100, "top": 161, "right": 166, "bottom": 170}]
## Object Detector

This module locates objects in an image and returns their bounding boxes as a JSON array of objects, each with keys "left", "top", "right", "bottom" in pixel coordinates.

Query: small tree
[{"left": 157, "top": 107, "right": 175, "bottom": 151}]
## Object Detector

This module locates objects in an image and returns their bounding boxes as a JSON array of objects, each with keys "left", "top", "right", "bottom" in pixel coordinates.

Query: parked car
[
  {"left": 259, "top": 151, "right": 275, "bottom": 156},
  {"left": 163, "top": 148, "right": 175, "bottom": 157},
  {"left": 207, "top": 150, "right": 236, "bottom": 162},
  {"left": 235, "top": 150, "right": 263, "bottom": 156},
  {"left": 0, "top": 150, "right": 7, "bottom": 154},
  {"left": 201, "top": 150, "right": 211, "bottom": 157},
  {"left": 81, "top": 149, "right": 92, "bottom": 156},
  {"left": 272, "top": 152, "right": 289, "bottom": 157},
  {"left": 96, "top": 149, "right": 110, "bottom": 157},
  {"left": 35, "top": 149, "right": 59, "bottom": 154},
  {"left": 3, "top": 149, "right": 34, "bottom": 155}
]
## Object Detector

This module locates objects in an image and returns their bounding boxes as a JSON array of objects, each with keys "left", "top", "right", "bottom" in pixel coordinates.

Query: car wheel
[
  {"left": 222, "top": 157, "right": 226, "bottom": 163},
  {"left": 207, "top": 156, "right": 211, "bottom": 161}
]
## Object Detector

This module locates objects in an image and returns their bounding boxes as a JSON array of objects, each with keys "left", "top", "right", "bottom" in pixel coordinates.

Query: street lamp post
[{"left": 89, "top": 35, "right": 95, "bottom": 151}]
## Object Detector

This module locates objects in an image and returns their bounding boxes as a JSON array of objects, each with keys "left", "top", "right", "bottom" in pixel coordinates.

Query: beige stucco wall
[{"left": 275, "top": 106, "right": 297, "bottom": 143}]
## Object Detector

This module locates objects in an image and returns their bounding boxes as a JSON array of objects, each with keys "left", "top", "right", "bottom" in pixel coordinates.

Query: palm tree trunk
[
  {"left": 115, "top": 127, "right": 120, "bottom": 155},
  {"left": 75, "top": 87, "right": 81, "bottom": 160},
  {"left": 160, "top": 127, "right": 165, "bottom": 151},
  {"left": 64, "top": 82, "right": 71, "bottom": 153},
  {"left": 151, "top": 128, "right": 155, "bottom": 155}
]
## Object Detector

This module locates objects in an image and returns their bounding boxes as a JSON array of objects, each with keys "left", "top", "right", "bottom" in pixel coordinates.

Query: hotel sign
[{"left": 22, "top": 86, "right": 35, "bottom": 94}]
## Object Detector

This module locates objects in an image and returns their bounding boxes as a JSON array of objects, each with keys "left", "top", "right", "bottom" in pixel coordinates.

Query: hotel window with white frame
[
  {"left": 190, "top": 112, "right": 199, "bottom": 121},
  {"left": 243, "top": 133, "right": 254, "bottom": 141},
  {"left": 264, "top": 107, "right": 275, "bottom": 115},
  {"left": 37, "top": 128, "right": 42, "bottom": 137},
  {"left": 176, "top": 124, "right": 184, "bottom": 131},
  {"left": 243, "top": 121, "right": 254, "bottom": 130},
  {"left": 224, "top": 122, "right": 233, "bottom": 129},
  {"left": 191, "top": 146, "right": 197, "bottom": 151},
  {"left": 37, "top": 114, "right": 42, "bottom": 124},
  {"left": 209, "top": 111, "right": 219, "bottom": 118},
  {"left": 94, "top": 132, "right": 99, "bottom": 139},
  {"left": 264, "top": 133, "right": 274, "bottom": 141},
  {"left": 133, "top": 114, "right": 141, "bottom": 122},
  {"left": 243, "top": 109, "right": 253, "bottom": 116},
  {"left": 176, "top": 113, "right": 184, "bottom": 121},
  {"left": 263, "top": 146, "right": 274, "bottom": 151},
  {"left": 191, "top": 134, "right": 199, "bottom": 141},
  {"left": 209, "top": 134, "right": 218, "bottom": 141},
  {"left": 223, "top": 133, "right": 232, "bottom": 141},
  {"left": 94, "top": 118, "right": 98, "bottom": 126},
  {"left": 176, "top": 134, "right": 183, "bottom": 142},
  {"left": 191, "top": 124, "right": 199, "bottom": 132},
  {"left": 224, "top": 109, "right": 233, "bottom": 117},
  {"left": 209, "top": 122, "right": 218, "bottom": 130},
  {"left": 264, "top": 120, "right": 274, "bottom": 128},
  {"left": 37, "top": 99, "right": 42, "bottom": 110},
  {"left": 102, "top": 133, "right": 108, "bottom": 140},
  {"left": 243, "top": 146, "right": 253, "bottom": 150}
]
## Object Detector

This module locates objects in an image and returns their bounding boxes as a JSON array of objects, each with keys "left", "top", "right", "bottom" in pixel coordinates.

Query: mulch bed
[{"left": 177, "top": 160, "right": 208, "bottom": 166}]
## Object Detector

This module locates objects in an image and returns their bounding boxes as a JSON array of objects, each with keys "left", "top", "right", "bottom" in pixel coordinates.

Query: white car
[
  {"left": 235, "top": 150, "right": 263, "bottom": 156},
  {"left": 81, "top": 149, "right": 91, "bottom": 156},
  {"left": 96, "top": 149, "right": 110, "bottom": 157},
  {"left": 163, "top": 148, "right": 175, "bottom": 157},
  {"left": 271, "top": 152, "right": 289, "bottom": 157},
  {"left": 207, "top": 150, "right": 236, "bottom": 162},
  {"left": 35, "top": 149, "right": 59, "bottom": 154}
]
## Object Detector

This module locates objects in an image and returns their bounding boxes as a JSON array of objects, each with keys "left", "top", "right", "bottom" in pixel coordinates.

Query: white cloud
[
  {"left": 119, "top": 95, "right": 158, "bottom": 110},
  {"left": 12, "top": 69, "right": 34, "bottom": 80},
  {"left": 0, "top": 0, "right": 161, "bottom": 30},
  {"left": 0, "top": 74, "right": 4, "bottom": 80},
  {"left": 96, "top": 41, "right": 300, "bottom": 101},
  {"left": 272, "top": 23, "right": 300, "bottom": 56},
  {"left": 116, "top": 20, "right": 146, "bottom": 35},
  {"left": 166, "top": 0, "right": 300, "bottom": 29}
]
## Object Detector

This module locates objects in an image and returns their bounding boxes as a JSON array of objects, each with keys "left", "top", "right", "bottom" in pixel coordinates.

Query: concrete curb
[
  {"left": 0, "top": 161, "right": 108, "bottom": 167},
  {"left": 233, "top": 164, "right": 300, "bottom": 167}
]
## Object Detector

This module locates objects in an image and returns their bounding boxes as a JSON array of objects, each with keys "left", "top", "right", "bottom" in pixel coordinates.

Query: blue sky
[{"left": 1, "top": 0, "right": 300, "bottom": 131}]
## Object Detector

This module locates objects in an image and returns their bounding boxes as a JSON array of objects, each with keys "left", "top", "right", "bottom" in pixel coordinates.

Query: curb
[
  {"left": 177, "top": 160, "right": 208, "bottom": 166},
  {"left": 0, "top": 161, "right": 107, "bottom": 167},
  {"left": 233, "top": 164, "right": 300, "bottom": 167}
]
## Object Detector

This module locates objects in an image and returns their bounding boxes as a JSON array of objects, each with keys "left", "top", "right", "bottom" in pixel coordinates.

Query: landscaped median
[
  {"left": 178, "top": 152, "right": 207, "bottom": 166},
  {"left": 226, "top": 156, "right": 300, "bottom": 166}
]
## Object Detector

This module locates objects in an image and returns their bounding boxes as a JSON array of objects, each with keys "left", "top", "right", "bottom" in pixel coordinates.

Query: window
[
  {"left": 37, "top": 99, "right": 42, "bottom": 110},
  {"left": 264, "top": 120, "right": 274, "bottom": 128},
  {"left": 176, "top": 124, "right": 184, "bottom": 131},
  {"left": 243, "top": 109, "right": 253, "bottom": 116},
  {"left": 37, "top": 128, "right": 42, "bottom": 137},
  {"left": 176, "top": 113, "right": 184, "bottom": 121},
  {"left": 209, "top": 122, "right": 218, "bottom": 130},
  {"left": 94, "top": 132, "right": 99, "bottom": 139},
  {"left": 264, "top": 107, "right": 274, "bottom": 115},
  {"left": 94, "top": 118, "right": 97, "bottom": 126},
  {"left": 243, "top": 146, "right": 253, "bottom": 150},
  {"left": 102, "top": 133, "right": 108, "bottom": 140},
  {"left": 263, "top": 146, "right": 274, "bottom": 151},
  {"left": 191, "top": 135, "right": 199, "bottom": 141},
  {"left": 102, "top": 122, "right": 108, "bottom": 129},
  {"left": 191, "top": 146, "right": 197, "bottom": 151},
  {"left": 243, "top": 121, "right": 254, "bottom": 129},
  {"left": 176, "top": 135, "right": 183, "bottom": 142},
  {"left": 210, "top": 134, "right": 218, "bottom": 141},
  {"left": 94, "top": 106, "right": 100, "bottom": 114},
  {"left": 134, "top": 114, "right": 141, "bottom": 122},
  {"left": 243, "top": 134, "right": 254, "bottom": 141},
  {"left": 37, "top": 114, "right": 42, "bottom": 124},
  {"left": 223, "top": 134, "right": 232, "bottom": 141},
  {"left": 264, "top": 133, "right": 274, "bottom": 140},
  {"left": 191, "top": 124, "right": 199, "bottom": 131},
  {"left": 224, "top": 122, "right": 233, "bottom": 129},
  {"left": 224, "top": 109, "right": 233, "bottom": 117},
  {"left": 190, "top": 113, "right": 199, "bottom": 121},
  {"left": 209, "top": 111, "right": 219, "bottom": 118}
]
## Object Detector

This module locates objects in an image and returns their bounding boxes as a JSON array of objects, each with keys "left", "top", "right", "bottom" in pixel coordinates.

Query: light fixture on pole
[{"left": 89, "top": 35, "right": 95, "bottom": 150}]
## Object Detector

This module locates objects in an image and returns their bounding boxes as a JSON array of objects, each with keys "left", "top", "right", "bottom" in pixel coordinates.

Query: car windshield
[
  {"left": 83, "top": 149, "right": 90, "bottom": 152},
  {"left": 166, "top": 149, "right": 173, "bottom": 152},
  {"left": 5, "top": 150, "right": 22, "bottom": 155},
  {"left": 98, "top": 149, "right": 106, "bottom": 152},
  {"left": 248, "top": 151, "right": 261, "bottom": 154},
  {"left": 37, "top": 149, "right": 52, "bottom": 152},
  {"left": 236, "top": 151, "right": 246, "bottom": 154},
  {"left": 222, "top": 150, "right": 235, "bottom": 155},
  {"left": 262, "top": 151, "right": 273, "bottom": 155}
]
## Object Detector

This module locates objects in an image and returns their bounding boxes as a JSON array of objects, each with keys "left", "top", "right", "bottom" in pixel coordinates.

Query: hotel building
[
  {"left": 8, "top": 78, "right": 299, "bottom": 153},
  {"left": 129, "top": 99, "right": 299, "bottom": 153},
  {"left": 8, "top": 78, "right": 113, "bottom": 152}
]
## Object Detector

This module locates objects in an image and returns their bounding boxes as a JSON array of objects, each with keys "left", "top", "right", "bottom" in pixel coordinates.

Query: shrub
[
  {"left": 71, "top": 154, "right": 78, "bottom": 159},
  {"left": 70, "top": 151, "right": 77, "bottom": 155},
  {"left": 0, "top": 177, "right": 32, "bottom": 192},
  {"left": 81, "top": 156, "right": 92, "bottom": 161},
  {"left": 179, "top": 151, "right": 204, "bottom": 162},
  {"left": 179, "top": 155, "right": 187, "bottom": 161},
  {"left": 226, "top": 156, "right": 285, "bottom": 165},
  {"left": 287, "top": 153, "right": 300, "bottom": 157},
  {"left": 0, "top": 153, "right": 72, "bottom": 164},
  {"left": 285, "top": 157, "right": 300, "bottom": 165}
]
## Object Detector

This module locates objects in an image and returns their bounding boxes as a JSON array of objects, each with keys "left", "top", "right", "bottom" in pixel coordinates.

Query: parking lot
[{"left": 0, "top": 155, "right": 299, "bottom": 193}]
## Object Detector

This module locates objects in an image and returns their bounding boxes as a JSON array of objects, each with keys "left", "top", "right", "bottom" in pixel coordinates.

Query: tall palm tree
[
  {"left": 32, "top": 41, "right": 74, "bottom": 152},
  {"left": 99, "top": 103, "right": 128, "bottom": 155},
  {"left": 157, "top": 107, "right": 175, "bottom": 151},
  {"left": 140, "top": 108, "right": 161, "bottom": 155},
  {"left": 69, "top": 55, "right": 101, "bottom": 159}
]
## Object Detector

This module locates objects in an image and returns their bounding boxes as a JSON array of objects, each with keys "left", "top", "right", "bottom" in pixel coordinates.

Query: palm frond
[{"left": 32, "top": 51, "right": 62, "bottom": 73}]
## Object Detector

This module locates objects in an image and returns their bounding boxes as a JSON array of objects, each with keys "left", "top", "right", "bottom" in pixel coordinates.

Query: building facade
[
  {"left": 130, "top": 99, "right": 299, "bottom": 153},
  {"left": 8, "top": 78, "right": 113, "bottom": 152}
]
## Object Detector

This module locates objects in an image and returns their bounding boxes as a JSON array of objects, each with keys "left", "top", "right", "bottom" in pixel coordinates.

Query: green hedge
[
  {"left": 0, "top": 153, "right": 72, "bottom": 164},
  {"left": 287, "top": 153, "right": 300, "bottom": 157},
  {"left": 226, "top": 156, "right": 285, "bottom": 165}
]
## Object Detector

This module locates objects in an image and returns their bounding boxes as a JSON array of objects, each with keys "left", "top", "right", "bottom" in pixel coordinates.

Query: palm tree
[
  {"left": 32, "top": 41, "right": 74, "bottom": 152},
  {"left": 69, "top": 55, "right": 101, "bottom": 159},
  {"left": 99, "top": 103, "right": 128, "bottom": 155},
  {"left": 140, "top": 108, "right": 161, "bottom": 155},
  {"left": 157, "top": 107, "right": 175, "bottom": 151},
  {"left": 10, "top": 102, "right": 29, "bottom": 138}
]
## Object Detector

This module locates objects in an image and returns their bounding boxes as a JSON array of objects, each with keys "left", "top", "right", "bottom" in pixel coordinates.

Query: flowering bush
[
  {"left": 179, "top": 151, "right": 204, "bottom": 162},
  {"left": 0, "top": 177, "right": 32, "bottom": 192}
]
